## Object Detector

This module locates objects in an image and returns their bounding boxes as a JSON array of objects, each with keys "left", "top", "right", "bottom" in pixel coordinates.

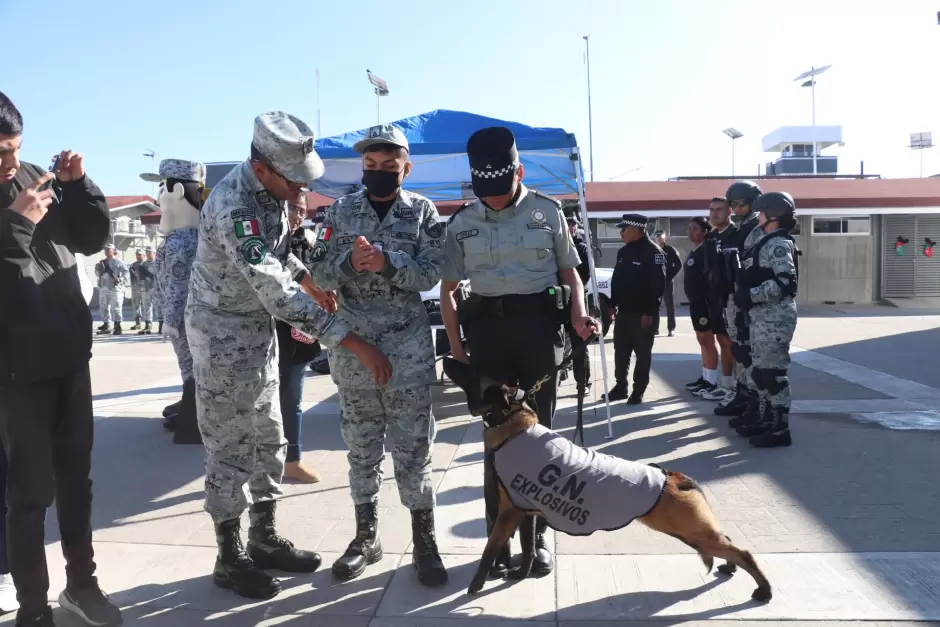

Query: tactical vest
[
  {"left": 493, "top": 423, "right": 667, "bottom": 536},
  {"left": 741, "top": 231, "right": 801, "bottom": 298}
]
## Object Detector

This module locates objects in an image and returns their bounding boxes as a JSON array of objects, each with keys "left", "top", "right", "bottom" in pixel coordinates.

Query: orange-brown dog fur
[{"left": 467, "top": 385, "right": 772, "bottom": 603}]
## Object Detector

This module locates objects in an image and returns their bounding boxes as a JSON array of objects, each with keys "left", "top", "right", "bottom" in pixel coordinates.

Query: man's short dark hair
[
  {"left": 0, "top": 91, "right": 24, "bottom": 137},
  {"left": 710, "top": 196, "right": 728, "bottom": 205},
  {"left": 362, "top": 143, "right": 408, "bottom": 158}
]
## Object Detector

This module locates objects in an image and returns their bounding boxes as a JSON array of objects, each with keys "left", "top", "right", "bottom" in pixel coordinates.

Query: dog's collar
[{"left": 482, "top": 398, "right": 527, "bottom": 428}]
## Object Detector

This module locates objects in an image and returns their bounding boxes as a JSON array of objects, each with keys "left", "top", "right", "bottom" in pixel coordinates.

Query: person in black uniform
[
  {"left": 682, "top": 217, "right": 721, "bottom": 398},
  {"left": 564, "top": 214, "right": 593, "bottom": 392},
  {"left": 601, "top": 214, "right": 666, "bottom": 404},
  {"left": 651, "top": 230, "right": 682, "bottom": 337}
]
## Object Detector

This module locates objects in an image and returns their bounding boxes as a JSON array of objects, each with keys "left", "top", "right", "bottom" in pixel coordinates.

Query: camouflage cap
[
  {"left": 252, "top": 111, "right": 325, "bottom": 185},
  {"left": 353, "top": 123, "right": 410, "bottom": 154},
  {"left": 135, "top": 248, "right": 144, "bottom": 254},
  {"left": 140, "top": 159, "right": 207, "bottom": 185}
]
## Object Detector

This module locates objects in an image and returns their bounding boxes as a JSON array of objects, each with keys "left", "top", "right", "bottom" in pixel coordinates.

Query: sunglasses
[{"left": 729, "top": 200, "right": 747, "bottom": 208}]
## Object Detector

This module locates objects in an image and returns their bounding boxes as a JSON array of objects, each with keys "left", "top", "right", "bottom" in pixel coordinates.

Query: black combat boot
[
  {"left": 411, "top": 509, "right": 447, "bottom": 586},
  {"left": 713, "top": 383, "right": 748, "bottom": 416},
  {"left": 172, "top": 378, "right": 202, "bottom": 445},
  {"left": 158, "top": 321, "right": 164, "bottom": 334},
  {"left": 131, "top": 316, "right": 140, "bottom": 331},
  {"left": 111, "top": 322, "right": 122, "bottom": 336},
  {"left": 213, "top": 517, "right": 281, "bottom": 599},
  {"left": 138, "top": 322, "right": 152, "bottom": 336},
  {"left": 332, "top": 502, "right": 383, "bottom": 580},
  {"left": 601, "top": 383, "right": 628, "bottom": 402},
  {"left": 728, "top": 391, "right": 760, "bottom": 429},
  {"left": 627, "top": 390, "right": 644, "bottom": 405},
  {"left": 736, "top": 396, "right": 773, "bottom": 437},
  {"left": 246, "top": 501, "right": 322, "bottom": 572},
  {"left": 532, "top": 531, "right": 555, "bottom": 574},
  {"left": 750, "top": 407, "right": 792, "bottom": 448},
  {"left": 96, "top": 324, "right": 111, "bottom": 335}
]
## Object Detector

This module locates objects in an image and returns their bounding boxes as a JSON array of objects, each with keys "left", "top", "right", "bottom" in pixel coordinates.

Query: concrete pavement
[{"left": 4, "top": 305, "right": 940, "bottom": 626}]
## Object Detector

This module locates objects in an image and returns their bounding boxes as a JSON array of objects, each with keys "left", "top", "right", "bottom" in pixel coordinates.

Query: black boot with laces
[
  {"left": 332, "top": 502, "right": 383, "bottom": 580},
  {"left": 411, "top": 509, "right": 447, "bottom": 586},
  {"left": 214, "top": 517, "right": 281, "bottom": 599},
  {"left": 246, "top": 501, "right": 321, "bottom": 572}
]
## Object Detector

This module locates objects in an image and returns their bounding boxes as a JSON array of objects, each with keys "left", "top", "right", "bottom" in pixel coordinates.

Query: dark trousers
[
  {"left": 654, "top": 280, "right": 676, "bottom": 333},
  {"left": 278, "top": 358, "right": 310, "bottom": 463},
  {"left": 464, "top": 312, "right": 563, "bottom": 537},
  {"left": 0, "top": 442, "right": 8, "bottom": 574},
  {"left": 0, "top": 365, "right": 96, "bottom": 617},
  {"left": 613, "top": 311, "right": 658, "bottom": 394}
]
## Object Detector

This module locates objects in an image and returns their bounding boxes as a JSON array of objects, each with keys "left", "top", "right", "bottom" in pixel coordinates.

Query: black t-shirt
[
  {"left": 683, "top": 244, "right": 709, "bottom": 301},
  {"left": 371, "top": 198, "right": 395, "bottom": 223}
]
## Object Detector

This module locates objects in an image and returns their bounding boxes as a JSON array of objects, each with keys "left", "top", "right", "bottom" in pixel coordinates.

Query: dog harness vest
[{"left": 493, "top": 423, "right": 667, "bottom": 536}]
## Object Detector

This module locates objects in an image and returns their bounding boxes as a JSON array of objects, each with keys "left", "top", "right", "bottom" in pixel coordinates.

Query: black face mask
[{"left": 362, "top": 169, "right": 403, "bottom": 198}]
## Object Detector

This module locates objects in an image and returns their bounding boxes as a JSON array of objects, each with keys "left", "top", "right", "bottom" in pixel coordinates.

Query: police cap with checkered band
[
  {"left": 466, "top": 126, "right": 520, "bottom": 198},
  {"left": 616, "top": 213, "right": 649, "bottom": 229}
]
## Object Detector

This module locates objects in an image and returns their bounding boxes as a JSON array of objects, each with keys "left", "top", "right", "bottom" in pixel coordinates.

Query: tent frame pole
[{"left": 571, "top": 146, "right": 614, "bottom": 440}]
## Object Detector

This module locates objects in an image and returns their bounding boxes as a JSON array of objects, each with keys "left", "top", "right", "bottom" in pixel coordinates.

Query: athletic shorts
[
  {"left": 689, "top": 298, "right": 713, "bottom": 333},
  {"left": 706, "top": 294, "right": 728, "bottom": 336}
]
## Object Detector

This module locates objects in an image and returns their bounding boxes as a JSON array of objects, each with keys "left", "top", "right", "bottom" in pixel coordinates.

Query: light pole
[
  {"left": 143, "top": 149, "right": 157, "bottom": 197},
  {"left": 909, "top": 132, "right": 934, "bottom": 178},
  {"left": 722, "top": 128, "right": 743, "bottom": 177},
  {"left": 583, "top": 35, "right": 594, "bottom": 182},
  {"left": 366, "top": 69, "right": 389, "bottom": 125},
  {"left": 794, "top": 64, "right": 831, "bottom": 175}
]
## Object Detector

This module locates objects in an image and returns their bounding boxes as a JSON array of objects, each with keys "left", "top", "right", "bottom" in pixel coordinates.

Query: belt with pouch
[{"left": 461, "top": 285, "right": 571, "bottom": 323}]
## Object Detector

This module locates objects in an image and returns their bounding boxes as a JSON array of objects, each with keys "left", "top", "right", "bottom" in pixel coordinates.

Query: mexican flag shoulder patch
[
  {"left": 235, "top": 219, "right": 260, "bottom": 238},
  {"left": 317, "top": 227, "right": 332, "bottom": 242}
]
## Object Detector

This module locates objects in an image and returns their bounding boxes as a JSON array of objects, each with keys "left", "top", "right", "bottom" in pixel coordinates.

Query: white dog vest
[{"left": 493, "top": 423, "right": 667, "bottom": 535}]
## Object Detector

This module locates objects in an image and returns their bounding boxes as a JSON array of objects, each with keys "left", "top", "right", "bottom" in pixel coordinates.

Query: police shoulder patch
[
  {"left": 422, "top": 216, "right": 444, "bottom": 239},
  {"left": 773, "top": 245, "right": 788, "bottom": 258},
  {"left": 311, "top": 241, "right": 328, "bottom": 263},
  {"left": 654, "top": 253, "right": 666, "bottom": 265},
  {"left": 241, "top": 237, "right": 267, "bottom": 265},
  {"left": 687, "top": 258, "right": 695, "bottom": 266}
]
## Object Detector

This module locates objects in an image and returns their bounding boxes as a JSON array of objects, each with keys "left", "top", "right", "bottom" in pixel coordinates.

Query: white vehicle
[{"left": 421, "top": 267, "right": 616, "bottom": 338}]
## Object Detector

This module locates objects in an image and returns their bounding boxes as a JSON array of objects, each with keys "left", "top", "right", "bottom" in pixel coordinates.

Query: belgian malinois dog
[{"left": 466, "top": 382, "right": 772, "bottom": 603}]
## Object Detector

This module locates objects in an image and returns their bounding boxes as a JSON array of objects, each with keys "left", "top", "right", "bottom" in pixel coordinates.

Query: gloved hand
[
  {"left": 734, "top": 287, "right": 752, "bottom": 310},
  {"left": 165, "top": 325, "right": 180, "bottom": 341}
]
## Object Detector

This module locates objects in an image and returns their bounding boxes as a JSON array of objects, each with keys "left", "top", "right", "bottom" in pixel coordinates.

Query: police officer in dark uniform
[
  {"left": 602, "top": 214, "right": 667, "bottom": 404},
  {"left": 440, "top": 126, "right": 597, "bottom": 578},
  {"left": 709, "top": 181, "right": 763, "bottom": 428}
]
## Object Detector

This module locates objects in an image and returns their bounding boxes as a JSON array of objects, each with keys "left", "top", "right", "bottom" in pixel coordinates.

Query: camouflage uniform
[
  {"left": 129, "top": 259, "right": 144, "bottom": 324},
  {"left": 185, "top": 160, "right": 350, "bottom": 524},
  {"left": 151, "top": 247, "right": 164, "bottom": 326},
  {"left": 95, "top": 257, "right": 129, "bottom": 324},
  {"left": 139, "top": 257, "right": 156, "bottom": 325},
  {"left": 156, "top": 230, "right": 198, "bottom": 379},
  {"left": 746, "top": 229, "right": 798, "bottom": 413},
  {"left": 308, "top": 189, "right": 444, "bottom": 510},
  {"left": 724, "top": 213, "right": 762, "bottom": 393}
]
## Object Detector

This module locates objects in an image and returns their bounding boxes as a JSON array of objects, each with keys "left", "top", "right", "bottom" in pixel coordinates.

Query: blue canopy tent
[{"left": 311, "top": 109, "right": 615, "bottom": 440}]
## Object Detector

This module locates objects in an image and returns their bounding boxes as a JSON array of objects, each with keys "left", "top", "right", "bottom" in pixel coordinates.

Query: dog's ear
[{"left": 481, "top": 382, "right": 512, "bottom": 414}]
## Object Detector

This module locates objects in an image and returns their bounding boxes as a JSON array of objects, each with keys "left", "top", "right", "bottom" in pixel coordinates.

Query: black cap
[
  {"left": 726, "top": 180, "right": 762, "bottom": 206},
  {"left": 753, "top": 191, "right": 796, "bottom": 219},
  {"left": 466, "top": 127, "right": 519, "bottom": 197},
  {"left": 616, "top": 213, "right": 648, "bottom": 228}
]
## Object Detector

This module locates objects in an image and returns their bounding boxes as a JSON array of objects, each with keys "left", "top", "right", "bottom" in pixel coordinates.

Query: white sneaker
[
  {"left": 701, "top": 386, "right": 732, "bottom": 402},
  {"left": 0, "top": 573, "right": 18, "bottom": 613}
]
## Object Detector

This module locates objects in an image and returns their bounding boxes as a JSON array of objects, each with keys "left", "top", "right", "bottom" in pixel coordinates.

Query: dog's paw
[
  {"left": 506, "top": 565, "right": 531, "bottom": 580},
  {"left": 751, "top": 585, "right": 772, "bottom": 603},
  {"left": 467, "top": 577, "right": 486, "bottom": 596},
  {"left": 717, "top": 562, "right": 737, "bottom": 576}
]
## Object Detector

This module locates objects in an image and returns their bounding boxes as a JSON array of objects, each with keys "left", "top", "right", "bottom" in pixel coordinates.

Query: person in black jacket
[
  {"left": 652, "top": 230, "right": 682, "bottom": 336},
  {"left": 564, "top": 214, "right": 593, "bottom": 391},
  {"left": 0, "top": 92, "right": 123, "bottom": 626},
  {"left": 601, "top": 214, "right": 666, "bottom": 404},
  {"left": 276, "top": 192, "right": 326, "bottom": 484}
]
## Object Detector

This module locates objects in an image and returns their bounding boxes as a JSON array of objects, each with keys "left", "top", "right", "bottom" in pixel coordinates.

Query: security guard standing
[
  {"left": 440, "top": 126, "right": 596, "bottom": 578},
  {"left": 732, "top": 192, "right": 799, "bottom": 447},
  {"left": 713, "top": 181, "right": 764, "bottom": 430},
  {"left": 129, "top": 249, "right": 145, "bottom": 330},
  {"left": 602, "top": 214, "right": 666, "bottom": 404}
]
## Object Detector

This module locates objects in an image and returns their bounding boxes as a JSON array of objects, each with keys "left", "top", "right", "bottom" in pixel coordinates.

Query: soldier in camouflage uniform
[
  {"left": 142, "top": 159, "right": 206, "bottom": 442},
  {"left": 715, "top": 181, "right": 765, "bottom": 432},
  {"left": 732, "top": 192, "right": 799, "bottom": 448},
  {"left": 185, "top": 111, "right": 391, "bottom": 601},
  {"left": 136, "top": 246, "right": 157, "bottom": 335},
  {"left": 128, "top": 249, "right": 145, "bottom": 330},
  {"left": 94, "top": 243, "right": 129, "bottom": 335},
  {"left": 308, "top": 124, "right": 447, "bottom": 586}
]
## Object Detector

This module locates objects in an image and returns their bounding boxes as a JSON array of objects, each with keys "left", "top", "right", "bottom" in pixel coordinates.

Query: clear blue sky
[{"left": 3, "top": 0, "right": 938, "bottom": 197}]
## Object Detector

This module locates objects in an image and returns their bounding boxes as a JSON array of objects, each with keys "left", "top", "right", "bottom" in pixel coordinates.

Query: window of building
[
  {"left": 811, "top": 216, "right": 871, "bottom": 235},
  {"left": 596, "top": 221, "right": 623, "bottom": 240}
]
